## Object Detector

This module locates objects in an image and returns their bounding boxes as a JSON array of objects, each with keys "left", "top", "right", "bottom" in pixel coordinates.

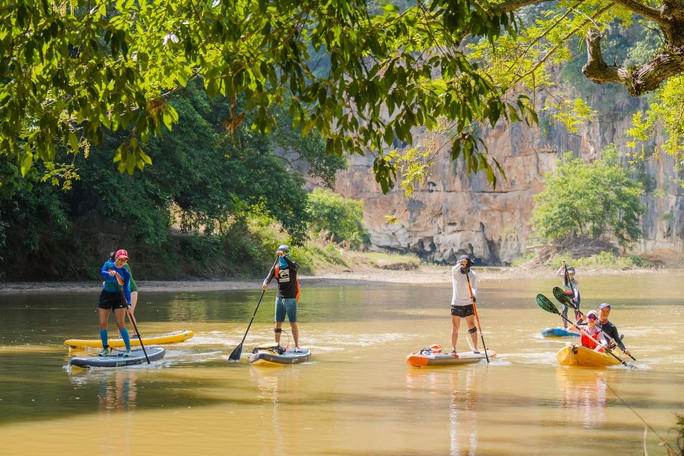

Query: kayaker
[
  {"left": 98, "top": 249, "right": 133, "bottom": 356},
  {"left": 450, "top": 254, "right": 479, "bottom": 355},
  {"left": 597, "top": 303, "right": 631, "bottom": 355},
  {"left": 555, "top": 260, "right": 581, "bottom": 327},
  {"left": 262, "top": 245, "right": 302, "bottom": 352},
  {"left": 568, "top": 310, "right": 607, "bottom": 351}
]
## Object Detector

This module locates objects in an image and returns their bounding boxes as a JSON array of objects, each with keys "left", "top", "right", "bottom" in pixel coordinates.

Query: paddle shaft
[
  {"left": 117, "top": 286, "right": 150, "bottom": 364},
  {"left": 537, "top": 294, "right": 633, "bottom": 368},
  {"left": 126, "top": 307, "right": 150, "bottom": 364},
  {"left": 552, "top": 287, "right": 636, "bottom": 361},
  {"left": 228, "top": 257, "right": 279, "bottom": 362},
  {"left": 465, "top": 271, "right": 489, "bottom": 363}
]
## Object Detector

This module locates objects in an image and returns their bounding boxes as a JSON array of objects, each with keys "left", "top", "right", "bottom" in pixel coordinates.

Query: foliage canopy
[{"left": 2, "top": 0, "right": 684, "bottom": 193}]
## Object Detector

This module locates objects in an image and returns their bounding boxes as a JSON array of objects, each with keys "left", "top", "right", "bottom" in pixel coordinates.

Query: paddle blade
[
  {"left": 536, "top": 294, "right": 560, "bottom": 315},
  {"left": 552, "top": 287, "right": 575, "bottom": 308},
  {"left": 228, "top": 343, "right": 243, "bottom": 362}
]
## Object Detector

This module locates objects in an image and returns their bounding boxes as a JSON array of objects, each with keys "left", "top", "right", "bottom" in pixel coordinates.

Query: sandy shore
[
  {"left": 0, "top": 266, "right": 454, "bottom": 294},
  {"left": 0, "top": 264, "right": 656, "bottom": 294}
]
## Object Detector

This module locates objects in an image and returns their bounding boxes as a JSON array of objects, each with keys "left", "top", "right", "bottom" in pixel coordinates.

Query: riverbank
[{"left": 0, "top": 262, "right": 661, "bottom": 294}]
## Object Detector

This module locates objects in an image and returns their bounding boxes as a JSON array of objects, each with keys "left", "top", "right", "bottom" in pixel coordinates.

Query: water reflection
[
  {"left": 405, "top": 368, "right": 480, "bottom": 455},
  {"left": 69, "top": 370, "right": 138, "bottom": 413},
  {"left": 556, "top": 367, "right": 618, "bottom": 428}
]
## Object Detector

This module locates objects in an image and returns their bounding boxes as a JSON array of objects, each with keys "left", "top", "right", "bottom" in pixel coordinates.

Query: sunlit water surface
[{"left": 1, "top": 271, "right": 682, "bottom": 455}]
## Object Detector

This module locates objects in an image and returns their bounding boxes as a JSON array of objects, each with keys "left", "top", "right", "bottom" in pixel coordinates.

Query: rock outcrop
[{"left": 334, "top": 108, "right": 684, "bottom": 266}]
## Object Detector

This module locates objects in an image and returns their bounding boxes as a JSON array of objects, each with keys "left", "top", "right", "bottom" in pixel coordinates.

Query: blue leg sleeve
[
  {"left": 100, "top": 329, "right": 108, "bottom": 348},
  {"left": 120, "top": 328, "right": 131, "bottom": 350}
]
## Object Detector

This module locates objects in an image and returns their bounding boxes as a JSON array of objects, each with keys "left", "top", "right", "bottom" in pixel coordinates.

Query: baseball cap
[
  {"left": 598, "top": 303, "right": 611, "bottom": 310},
  {"left": 277, "top": 244, "right": 290, "bottom": 253},
  {"left": 586, "top": 310, "right": 599, "bottom": 319},
  {"left": 115, "top": 249, "right": 129, "bottom": 259}
]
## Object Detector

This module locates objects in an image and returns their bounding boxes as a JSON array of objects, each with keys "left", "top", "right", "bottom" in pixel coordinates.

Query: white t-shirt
[{"left": 451, "top": 266, "right": 477, "bottom": 307}]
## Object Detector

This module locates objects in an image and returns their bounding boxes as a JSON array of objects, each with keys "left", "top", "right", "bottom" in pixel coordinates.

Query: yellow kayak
[
  {"left": 556, "top": 344, "right": 621, "bottom": 367},
  {"left": 64, "top": 330, "right": 194, "bottom": 348}
]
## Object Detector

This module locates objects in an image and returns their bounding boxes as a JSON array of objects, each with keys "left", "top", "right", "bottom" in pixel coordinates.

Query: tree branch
[
  {"left": 582, "top": 27, "right": 684, "bottom": 96},
  {"left": 610, "top": 0, "right": 668, "bottom": 26}
]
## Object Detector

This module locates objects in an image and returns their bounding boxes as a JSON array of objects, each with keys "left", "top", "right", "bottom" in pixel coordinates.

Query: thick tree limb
[{"left": 582, "top": 26, "right": 684, "bottom": 96}]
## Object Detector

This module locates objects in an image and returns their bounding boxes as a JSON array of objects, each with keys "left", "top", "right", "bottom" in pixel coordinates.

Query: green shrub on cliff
[{"left": 531, "top": 146, "right": 644, "bottom": 248}]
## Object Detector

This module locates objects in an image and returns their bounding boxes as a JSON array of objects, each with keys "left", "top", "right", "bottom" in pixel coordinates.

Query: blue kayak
[
  {"left": 68, "top": 347, "right": 166, "bottom": 368},
  {"left": 541, "top": 327, "right": 580, "bottom": 338}
]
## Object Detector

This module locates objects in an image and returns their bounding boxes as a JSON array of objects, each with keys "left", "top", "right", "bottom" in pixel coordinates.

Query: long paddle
[
  {"left": 552, "top": 287, "right": 637, "bottom": 361},
  {"left": 465, "top": 271, "right": 490, "bottom": 363},
  {"left": 536, "top": 294, "right": 635, "bottom": 368},
  {"left": 113, "top": 270, "right": 150, "bottom": 364},
  {"left": 228, "top": 257, "right": 279, "bottom": 362},
  {"left": 126, "top": 307, "right": 150, "bottom": 364}
]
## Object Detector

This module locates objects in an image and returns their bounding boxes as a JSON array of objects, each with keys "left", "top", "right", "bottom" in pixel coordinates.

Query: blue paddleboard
[{"left": 541, "top": 327, "right": 579, "bottom": 338}]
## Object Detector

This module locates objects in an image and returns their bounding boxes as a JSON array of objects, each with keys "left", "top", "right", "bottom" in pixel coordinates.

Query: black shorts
[
  {"left": 451, "top": 305, "right": 474, "bottom": 318},
  {"left": 98, "top": 290, "right": 127, "bottom": 310}
]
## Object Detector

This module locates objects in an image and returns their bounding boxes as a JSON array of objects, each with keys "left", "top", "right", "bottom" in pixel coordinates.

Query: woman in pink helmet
[{"left": 97, "top": 249, "right": 133, "bottom": 356}]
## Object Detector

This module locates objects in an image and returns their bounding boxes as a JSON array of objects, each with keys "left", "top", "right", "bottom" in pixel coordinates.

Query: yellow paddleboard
[{"left": 65, "top": 330, "right": 194, "bottom": 348}]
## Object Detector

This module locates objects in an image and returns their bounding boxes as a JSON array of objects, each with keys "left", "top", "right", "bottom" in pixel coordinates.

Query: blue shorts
[{"left": 274, "top": 297, "right": 297, "bottom": 323}]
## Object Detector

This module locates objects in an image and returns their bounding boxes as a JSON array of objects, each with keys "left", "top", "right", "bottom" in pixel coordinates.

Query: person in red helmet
[{"left": 97, "top": 249, "right": 133, "bottom": 356}]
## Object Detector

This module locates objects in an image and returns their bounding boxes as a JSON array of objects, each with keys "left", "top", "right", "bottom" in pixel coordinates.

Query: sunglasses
[{"left": 587, "top": 315, "right": 597, "bottom": 320}]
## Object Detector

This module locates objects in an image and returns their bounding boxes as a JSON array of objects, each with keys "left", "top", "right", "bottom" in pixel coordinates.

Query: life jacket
[
  {"left": 580, "top": 328, "right": 600, "bottom": 350},
  {"left": 274, "top": 265, "right": 300, "bottom": 301}
]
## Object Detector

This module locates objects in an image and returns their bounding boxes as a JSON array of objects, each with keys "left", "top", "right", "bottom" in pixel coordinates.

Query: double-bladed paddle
[
  {"left": 552, "top": 287, "right": 637, "bottom": 361},
  {"left": 536, "top": 293, "right": 635, "bottom": 368},
  {"left": 228, "top": 257, "right": 278, "bottom": 363}
]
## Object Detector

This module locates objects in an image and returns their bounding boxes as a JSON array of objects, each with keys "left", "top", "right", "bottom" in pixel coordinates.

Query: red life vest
[{"left": 580, "top": 329, "right": 600, "bottom": 349}]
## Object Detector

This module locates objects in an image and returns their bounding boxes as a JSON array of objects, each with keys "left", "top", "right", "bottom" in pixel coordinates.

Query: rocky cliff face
[{"left": 333, "top": 111, "right": 684, "bottom": 266}]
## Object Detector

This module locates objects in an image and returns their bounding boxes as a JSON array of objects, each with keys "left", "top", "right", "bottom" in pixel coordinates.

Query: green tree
[
  {"left": 3, "top": 0, "right": 684, "bottom": 193},
  {"left": 531, "top": 147, "right": 644, "bottom": 247},
  {"left": 306, "top": 189, "right": 370, "bottom": 249}
]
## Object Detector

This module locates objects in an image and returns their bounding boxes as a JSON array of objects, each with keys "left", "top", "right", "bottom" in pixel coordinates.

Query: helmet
[
  {"left": 115, "top": 249, "right": 129, "bottom": 260},
  {"left": 277, "top": 244, "right": 290, "bottom": 253},
  {"left": 567, "top": 266, "right": 575, "bottom": 274}
]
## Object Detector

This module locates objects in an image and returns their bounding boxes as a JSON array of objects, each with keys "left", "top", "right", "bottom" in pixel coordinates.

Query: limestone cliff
[{"left": 333, "top": 112, "right": 684, "bottom": 266}]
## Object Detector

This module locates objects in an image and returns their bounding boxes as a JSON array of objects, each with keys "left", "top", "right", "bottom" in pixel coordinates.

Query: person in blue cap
[
  {"left": 597, "top": 302, "right": 631, "bottom": 355},
  {"left": 262, "top": 245, "right": 302, "bottom": 351}
]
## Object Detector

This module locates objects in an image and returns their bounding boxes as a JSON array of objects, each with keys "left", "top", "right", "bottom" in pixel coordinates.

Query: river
[{"left": 0, "top": 271, "right": 682, "bottom": 455}]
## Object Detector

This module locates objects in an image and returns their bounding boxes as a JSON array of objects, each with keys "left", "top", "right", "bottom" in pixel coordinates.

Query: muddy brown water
[{"left": 0, "top": 271, "right": 682, "bottom": 455}]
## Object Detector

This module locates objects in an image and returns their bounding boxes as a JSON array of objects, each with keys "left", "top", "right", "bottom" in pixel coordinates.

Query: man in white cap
[{"left": 450, "top": 254, "right": 478, "bottom": 355}]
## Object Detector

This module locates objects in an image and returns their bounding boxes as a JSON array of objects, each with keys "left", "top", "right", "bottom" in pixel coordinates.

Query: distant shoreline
[{"left": 0, "top": 264, "right": 662, "bottom": 294}]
